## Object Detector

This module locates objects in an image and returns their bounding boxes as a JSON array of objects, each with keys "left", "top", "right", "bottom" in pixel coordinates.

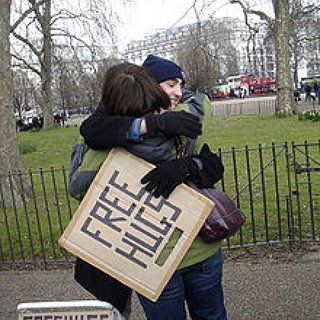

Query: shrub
[
  {"left": 298, "top": 109, "right": 320, "bottom": 122},
  {"left": 19, "top": 143, "right": 37, "bottom": 154}
]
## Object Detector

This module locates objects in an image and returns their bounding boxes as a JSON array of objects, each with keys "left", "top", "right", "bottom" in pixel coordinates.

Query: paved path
[{"left": 1, "top": 248, "right": 319, "bottom": 320}]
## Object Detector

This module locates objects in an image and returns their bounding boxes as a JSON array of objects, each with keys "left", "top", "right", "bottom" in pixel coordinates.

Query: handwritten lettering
[{"left": 79, "top": 169, "right": 183, "bottom": 268}]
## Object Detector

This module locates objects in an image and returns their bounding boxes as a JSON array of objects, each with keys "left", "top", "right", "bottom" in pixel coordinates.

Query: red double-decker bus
[
  {"left": 209, "top": 75, "right": 276, "bottom": 99},
  {"left": 241, "top": 77, "right": 276, "bottom": 95}
]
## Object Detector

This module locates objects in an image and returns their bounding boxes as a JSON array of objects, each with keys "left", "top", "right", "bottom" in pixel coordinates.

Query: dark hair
[{"left": 101, "top": 63, "right": 170, "bottom": 117}]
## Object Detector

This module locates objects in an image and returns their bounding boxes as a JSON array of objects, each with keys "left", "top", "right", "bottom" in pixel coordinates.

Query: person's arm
[
  {"left": 80, "top": 108, "right": 135, "bottom": 149},
  {"left": 80, "top": 108, "right": 202, "bottom": 149}
]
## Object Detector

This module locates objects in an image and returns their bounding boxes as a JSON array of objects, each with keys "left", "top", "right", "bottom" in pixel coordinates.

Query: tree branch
[
  {"left": 11, "top": 53, "right": 41, "bottom": 77},
  {"left": 10, "top": 0, "right": 48, "bottom": 33},
  {"left": 11, "top": 30, "right": 42, "bottom": 58},
  {"left": 229, "top": 0, "right": 274, "bottom": 27}
]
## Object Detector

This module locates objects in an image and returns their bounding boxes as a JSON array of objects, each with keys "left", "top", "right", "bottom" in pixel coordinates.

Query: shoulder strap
[
  {"left": 181, "top": 87, "right": 206, "bottom": 155},
  {"left": 69, "top": 140, "right": 88, "bottom": 183}
]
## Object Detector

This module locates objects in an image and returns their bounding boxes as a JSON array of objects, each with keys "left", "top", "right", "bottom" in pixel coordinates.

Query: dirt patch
[{"left": 224, "top": 242, "right": 320, "bottom": 265}]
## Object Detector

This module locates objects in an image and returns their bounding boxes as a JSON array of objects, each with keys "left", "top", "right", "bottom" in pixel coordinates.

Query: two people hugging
[{"left": 69, "top": 55, "right": 227, "bottom": 320}]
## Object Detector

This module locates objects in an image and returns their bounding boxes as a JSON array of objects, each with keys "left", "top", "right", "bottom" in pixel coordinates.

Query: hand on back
[{"left": 145, "top": 111, "right": 202, "bottom": 139}]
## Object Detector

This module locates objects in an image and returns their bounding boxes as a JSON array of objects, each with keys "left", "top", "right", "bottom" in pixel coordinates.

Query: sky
[{"left": 120, "top": 0, "right": 245, "bottom": 45}]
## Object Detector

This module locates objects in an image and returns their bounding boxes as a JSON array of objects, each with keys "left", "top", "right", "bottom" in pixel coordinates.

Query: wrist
[
  {"left": 140, "top": 118, "right": 147, "bottom": 135},
  {"left": 126, "top": 118, "right": 144, "bottom": 142},
  {"left": 183, "top": 157, "right": 201, "bottom": 183}
]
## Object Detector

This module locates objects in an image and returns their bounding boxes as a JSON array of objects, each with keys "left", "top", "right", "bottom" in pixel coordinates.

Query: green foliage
[
  {"left": 19, "top": 143, "right": 37, "bottom": 154},
  {"left": 298, "top": 109, "right": 320, "bottom": 122},
  {"left": 276, "top": 110, "right": 291, "bottom": 118}
]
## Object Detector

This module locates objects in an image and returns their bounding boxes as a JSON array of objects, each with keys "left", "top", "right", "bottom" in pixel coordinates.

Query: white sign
[{"left": 17, "top": 300, "right": 118, "bottom": 320}]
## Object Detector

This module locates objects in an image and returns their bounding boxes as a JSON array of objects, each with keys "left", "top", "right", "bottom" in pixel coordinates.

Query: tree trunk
[
  {"left": 292, "top": 49, "right": 299, "bottom": 90},
  {"left": 41, "top": 0, "right": 55, "bottom": 130},
  {"left": 0, "top": 0, "right": 25, "bottom": 206},
  {"left": 273, "top": 0, "right": 296, "bottom": 114}
]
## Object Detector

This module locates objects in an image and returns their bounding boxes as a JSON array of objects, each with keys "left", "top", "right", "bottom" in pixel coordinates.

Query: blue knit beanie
[{"left": 143, "top": 54, "right": 185, "bottom": 84}]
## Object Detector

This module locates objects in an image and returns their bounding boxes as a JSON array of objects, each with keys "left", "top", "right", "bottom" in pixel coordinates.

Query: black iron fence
[{"left": 0, "top": 141, "right": 319, "bottom": 268}]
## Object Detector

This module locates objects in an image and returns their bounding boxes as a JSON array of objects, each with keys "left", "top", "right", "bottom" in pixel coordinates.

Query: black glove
[
  {"left": 141, "top": 157, "right": 199, "bottom": 198},
  {"left": 145, "top": 111, "right": 202, "bottom": 139},
  {"left": 193, "top": 143, "right": 224, "bottom": 188}
]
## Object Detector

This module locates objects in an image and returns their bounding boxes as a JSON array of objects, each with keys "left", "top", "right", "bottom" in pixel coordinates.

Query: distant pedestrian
[
  {"left": 294, "top": 89, "right": 301, "bottom": 102},
  {"left": 54, "top": 113, "right": 62, "bottom": 126},
  {"left": 16, "top": 117, "right": 23, "bottom": 132},
  {"left": 305, "top": 83, "right": 315, "bottom": 102},
  {"left": 239, "top": 87, "right": 245, "bottom": 99},
  {"left": 32, "top": 116, "right": 41, "bottom": 129},
  {"left": 313, "top": 81, "right": 319, "bottom": 99}
]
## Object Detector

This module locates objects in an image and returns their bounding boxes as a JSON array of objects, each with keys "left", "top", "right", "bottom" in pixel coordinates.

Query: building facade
[{"left": 123, "top": 17, "right": 277, "bottom": 80}]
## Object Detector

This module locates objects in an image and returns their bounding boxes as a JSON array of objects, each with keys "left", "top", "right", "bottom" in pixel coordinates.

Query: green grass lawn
[
  {"left": 19, "top": 114, "right": 319, "bottom": 171},
  {"left": 198, "top": 114, "right": 319, "bottom": 151},
  {"left": 19, "top": 126, "right": 81, "bottom": 170}
]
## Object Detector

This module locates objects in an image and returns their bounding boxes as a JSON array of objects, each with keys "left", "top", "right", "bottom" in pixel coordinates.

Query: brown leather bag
[{"left": 187, "top": 181, "right": 246, "bottom": 242}]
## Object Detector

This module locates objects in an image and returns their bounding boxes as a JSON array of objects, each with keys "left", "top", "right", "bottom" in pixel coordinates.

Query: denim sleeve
[{"left": 126, "top": 118, "right": 144, "bottom": 142}]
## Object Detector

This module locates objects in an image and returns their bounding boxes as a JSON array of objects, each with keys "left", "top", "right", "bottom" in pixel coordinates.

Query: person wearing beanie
[
  {"left": 142, "top": 54, "right": 185, "bottom": 84},
  {"left": 80, "top": 56, "right": 196, "bottom": 149},
  {"left": 73, "top": 57, "right": 227, "bottom": 320},
  {"left": 142, "top": 54, "right": 185, "bottom": 110}
]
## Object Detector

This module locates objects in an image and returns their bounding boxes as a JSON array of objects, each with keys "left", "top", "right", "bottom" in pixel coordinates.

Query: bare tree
[
  {"left": 228, "top": 0, "right": 294, "bottom": 114},
  {"left": 10, "top": 0, "right": 55, "bottom": 129},
  {"left": 52, "top": 54, "right": 121, "bottom": 116},
  {"left": 206, "top": 20, "right": 239, "bottom": 79},
  {"left": 0, "top": 0, "right": 25, "bottom": 205},
  {"left": 305, "top": 13, "right": 320, "bottom": 76},
  {"left": 242, "top": 18, "right": 262, "bottom": 77},
  {"left": 13, "top": 70, "right": 37, "bottom": 117},
  {"left": 229, "top": 0, "right": 319, "bottom": 114},
  {"left": 177, "top": 31, "right": 217, "bottom": 91},
  {"left": 76, "top": 56, "right": 122, "bottom": 111},
  {"left": 176, "top": 18, "right": 239, "bottom": 89},
  {"left": 10, "top": 0, "right": 131, "bottom": 130},
  {"left": 176, "top": 3, "right": 218, "bottom": 90},
  {"left": 289, "top": 0, "right": 320, "bottom": 88}
]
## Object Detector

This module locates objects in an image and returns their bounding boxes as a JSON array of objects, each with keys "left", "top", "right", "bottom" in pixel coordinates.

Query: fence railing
[
  {"left": 211, "top": 96, "right": 319, "bottom": 116},
  {"left": 1, "top": 141, "right": 319, "bottom": 268}
]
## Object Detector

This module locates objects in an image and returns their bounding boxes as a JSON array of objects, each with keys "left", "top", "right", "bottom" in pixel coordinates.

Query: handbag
[
  {"left": 174, "top": 135, "right": 245, "bottom": 242},
  {"left": 187, "top": 181, "right": 246, "bottom": 242}
]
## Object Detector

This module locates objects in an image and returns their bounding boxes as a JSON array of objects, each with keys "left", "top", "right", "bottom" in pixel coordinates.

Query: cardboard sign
[
  {"left": 59, "top": 148, "right": 214, "bottom": 301},
  {"left": 17, "top": 300, "right": 116, "bottom": 320}
]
